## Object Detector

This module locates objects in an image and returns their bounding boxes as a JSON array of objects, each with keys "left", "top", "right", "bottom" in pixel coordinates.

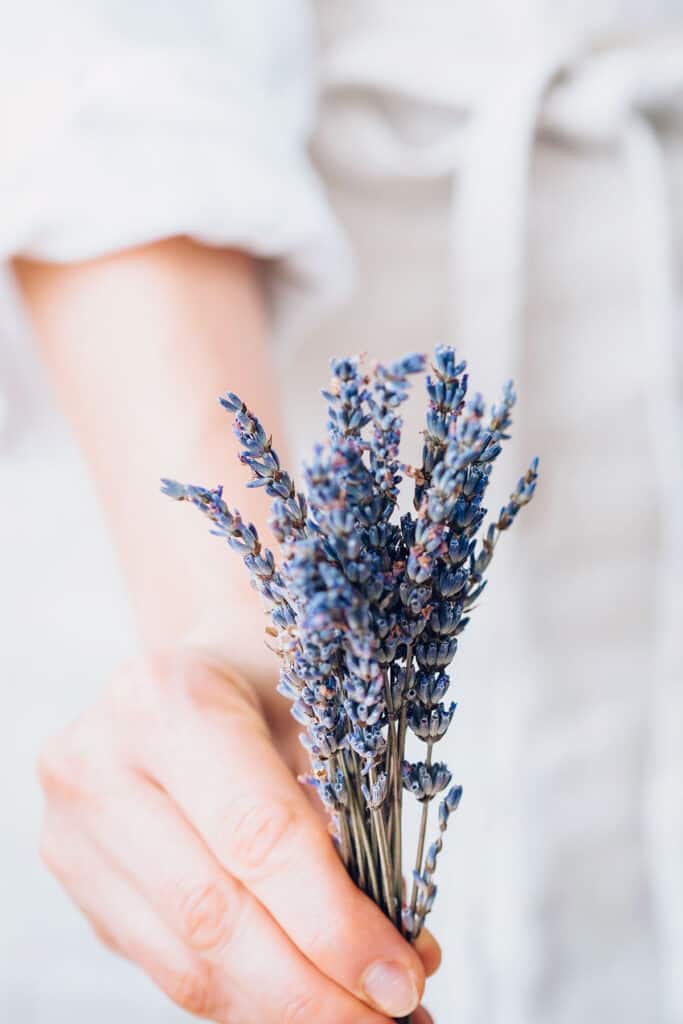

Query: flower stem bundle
[{"left": 163, "top": 347, "right": 538, "bottom": 1020}]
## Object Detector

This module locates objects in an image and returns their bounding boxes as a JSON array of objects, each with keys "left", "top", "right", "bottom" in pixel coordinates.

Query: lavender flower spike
[{"left": 163, "top": 345, "right": 540, "bottom": 1020}]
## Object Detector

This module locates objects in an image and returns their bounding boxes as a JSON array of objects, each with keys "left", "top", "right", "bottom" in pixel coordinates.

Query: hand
[{"left": 38, "top": 649, "right": 440, "bottom": 1022}]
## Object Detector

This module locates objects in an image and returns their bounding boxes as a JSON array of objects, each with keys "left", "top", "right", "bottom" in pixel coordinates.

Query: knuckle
[
  {"left": 281, "top": 989, "right": 324, "bottom": 1024},
  {"left": 178, "top": 880, "right": 240, "bottom": 954},
  {"left": 38, "top": 822, "right": 80, "bottom": 891},
  {"left": 110, "top": 651, "right": 265, "bottom": 751},
  {"left": 37, "top": 733, "right": 87, "bottom": 802},
  {"left": 109, "top": 652, "right": 174, "bottom": 715},
  {"left": 38, "top": 829, "right": 60, "bottom": 875},
  {"left": 105, "top": 653, "right": 196, "bottom": 751},
  {"left": 138, "top": 651, "right": 180, "bottom": 696},
  {"left": 134, "top": 650, "right": 220, "bottom": 704},
  {"left": 228, "top": 798, "right": 300, "bottom": 879},
  {"left": 176, "top": 657, "right": 265, "bottom": 732},
  {"left": 117, "top": 652, "right": 230, "bottom": 721},
  {"left": 165, "top": 959, "right": 217, "bottom": 1017},
  {"left": 90, "top": 920, "right": 119, "bottom": 953},
  {"left": 38, "top": 716, "right": 116, "bottom": 806}
]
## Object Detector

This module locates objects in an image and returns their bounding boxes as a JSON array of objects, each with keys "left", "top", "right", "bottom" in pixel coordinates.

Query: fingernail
[{"left": 362, "top": 960, "right": 419, "bottom": 1017}]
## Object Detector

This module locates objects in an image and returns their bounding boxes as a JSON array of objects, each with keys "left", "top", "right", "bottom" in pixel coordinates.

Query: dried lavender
[{"left": 162, "top": 347, "right": 538, "bottom": 1021}]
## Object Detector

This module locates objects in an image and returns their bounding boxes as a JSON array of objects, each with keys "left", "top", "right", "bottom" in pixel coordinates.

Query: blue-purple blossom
[
  {"left": 407, "top": 701, "right": 457, "bottom": 741},
  {"left": 410, "top": 784, "right": 464, "bottom": 937},
  {"left": 162, "top": 346, "right": 539, "bottom": 960},
  {"left": 401, "top": 761, "right": 452, "bottom": 802}
]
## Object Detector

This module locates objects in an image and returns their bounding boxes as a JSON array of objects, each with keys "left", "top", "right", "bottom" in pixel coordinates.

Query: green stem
[
  {"left": 342, "top": 752, "right": 381, "bottom": 904},
  {"left": 394, "top": 645, "right": 414, "bottom": 931},
  {"left": 369, "top": 803, "right": 379, "bottom": 867},
  {"left": 409, "top": 739, "right": 433, "bottom": 917},
  {"left": 381, "top": 668, "right": 402, "bottom": 917},
  {"left": 394, "top": 703, "right": 408, "bottom": 919},
  {"left": 340, "top": 754, "right": 366, "bottom": 889},
  {"left": 333, "top": 754, "right": 354, "bottom": 875},
  {"left": 338, "top": 810, "right": 354, "bottom": 877},
  {"left": 369, "top": 769, "right": 399, "bottom": 926}
]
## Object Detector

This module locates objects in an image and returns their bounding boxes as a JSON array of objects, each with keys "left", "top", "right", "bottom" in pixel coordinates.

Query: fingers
[
  {"left": 406, "top": 927, "right": 439, "bottom": 1024},
  {"left": 139, "top": 667, "right": 425, "bottom": 1019},
  {"left": 38, "top": 655, "right": 439, "bottom": 1024},
  {"left": 40, "top": 819, "right": 219, "bottom": 1019},
  {"left": 81, "top": 773, "right": 392, "bottom": 1024},
  {"left": 414, "top": 928, "right": 442, "bottom": 977}
]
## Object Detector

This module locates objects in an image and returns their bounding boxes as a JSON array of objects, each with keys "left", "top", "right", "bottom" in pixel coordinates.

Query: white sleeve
[{"left": 0, "top": 1, "right": 351, "bottom": 342}]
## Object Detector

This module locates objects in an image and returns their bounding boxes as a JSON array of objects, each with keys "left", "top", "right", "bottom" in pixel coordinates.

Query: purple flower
[{"left": 162, "top": 346, "right": 539, "bottom": 944}]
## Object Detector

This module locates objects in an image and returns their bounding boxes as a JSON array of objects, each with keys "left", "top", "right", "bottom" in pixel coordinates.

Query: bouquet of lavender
[{"left": 162, "top": 347, "right": 537, "bottom": 1022}]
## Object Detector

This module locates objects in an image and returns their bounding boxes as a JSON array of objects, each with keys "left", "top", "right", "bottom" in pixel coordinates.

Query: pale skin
[{"left": 15, "top": 239, "right": 440, "bottom": 1023}]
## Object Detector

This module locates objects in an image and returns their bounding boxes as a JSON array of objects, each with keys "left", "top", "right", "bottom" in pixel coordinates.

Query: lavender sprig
[
  {"left": 163, "top": 347, "right": 539, "bottom": 1016},
  {"left": 410, "top": 784, "right": 463, "bottom": 938},
  {"left": 219, "top": 392, "right": 308, "bottom": 543}
]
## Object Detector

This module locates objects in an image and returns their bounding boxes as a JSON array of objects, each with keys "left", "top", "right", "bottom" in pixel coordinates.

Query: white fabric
[
  {"left": 0, "top": 2, "right": 351, "bottom": 349},
  {"left": 1, "top": 2, "right": 683, "bottom": 1023},
  {"left": 308, "top": 5, "right": 683, "bottom": 1021}
]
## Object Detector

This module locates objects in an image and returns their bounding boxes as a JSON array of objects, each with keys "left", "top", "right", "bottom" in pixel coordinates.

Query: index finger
[{"left": 146, "top": 680, "right": 425, "bottom": 1020}]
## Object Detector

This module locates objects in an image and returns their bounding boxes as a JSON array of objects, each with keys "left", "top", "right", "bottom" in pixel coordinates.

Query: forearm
[{"left": 15, "top": 238, "right": 284, "bottom": 685}]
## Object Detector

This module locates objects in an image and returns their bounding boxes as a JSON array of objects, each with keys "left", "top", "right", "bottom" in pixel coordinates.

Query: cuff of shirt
[{"left": 0, "top": 55, "right": 352, "bottom": 344}]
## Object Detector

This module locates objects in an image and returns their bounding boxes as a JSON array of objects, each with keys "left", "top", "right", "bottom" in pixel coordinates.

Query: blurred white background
[{"left": 1, "top": 2, "right": 682, "bottom": 1022}]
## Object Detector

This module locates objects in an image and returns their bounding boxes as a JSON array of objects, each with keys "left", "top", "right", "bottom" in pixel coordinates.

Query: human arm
[{"left": 15, "top": 240, "right": 437, "bottom": 1023}]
